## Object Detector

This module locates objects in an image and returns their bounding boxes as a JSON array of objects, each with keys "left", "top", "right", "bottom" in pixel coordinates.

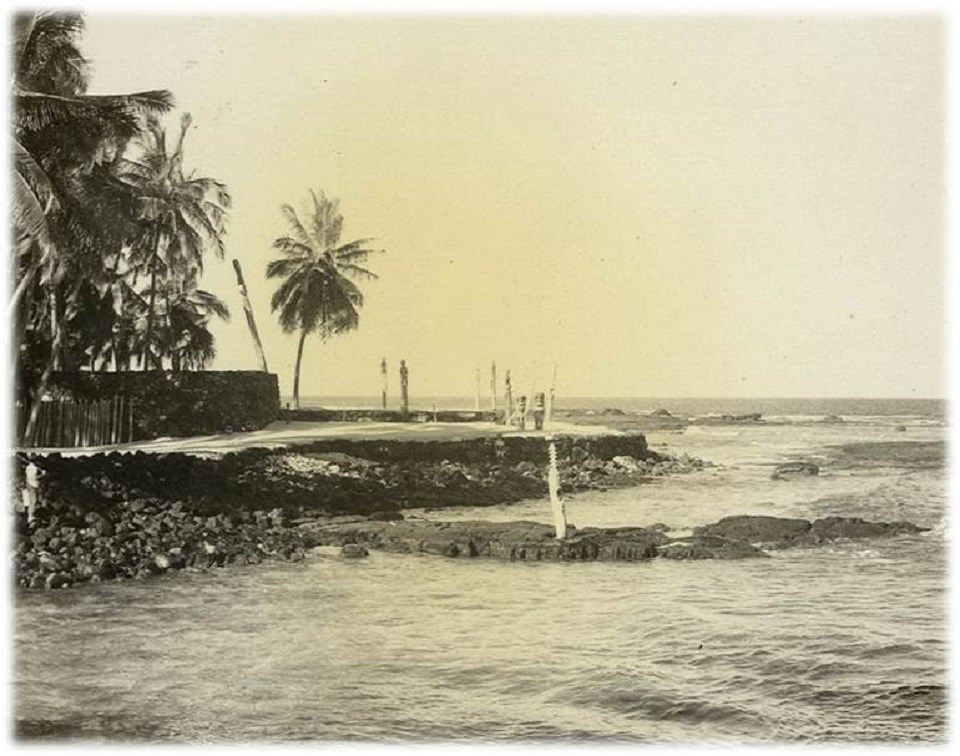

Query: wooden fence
[{"left": 15, "top": 397, "right": 136, "bottom": 448}]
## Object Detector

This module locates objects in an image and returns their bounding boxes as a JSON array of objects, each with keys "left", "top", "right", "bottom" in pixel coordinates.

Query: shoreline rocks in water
[
  {"left": 693, "top": 514, "right": 927, "bottom": 550},
  {"left": 13, "top": 506, "right": 930, "bottom": 588},
  {"left": 13, "top": 499, "right": 309, "bottom": 590},
  {"left": 12, "top": 432, "right": 711, "bottom": 589},
  {"left": 302, "top": 512, "right": 925, "bottom": 563}
]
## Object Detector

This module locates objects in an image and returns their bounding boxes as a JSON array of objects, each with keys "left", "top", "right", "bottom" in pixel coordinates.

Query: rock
[
  {"left": 810, "top": 516, "right": 926, "bottom": 540},
  {"left": 821, "top": 414, "right": 845, "bottom": 424},
  {"left": 647, "top": 522, "right": 672, "bottom": 532},
  {"left": 650, "top": 408, "right": 674, "bottom": 417},
  {"left": 694, "top": 515, "right": 813, "bottom": 547},
  {"left": 339, "top": 543, "right": 369, "bottom": 559},
  {"left": 611, "top": 456, "right": 640, "bottom": 471},
  {"left": 45, "top": 572, "right": 70, "bottom": 589},
  {"left": 658, "top": 535, "right": 768, "bottom": 559},
  {"left": 894, "top": 424, "right": 907, "bottom": 432},
  {"left": 308, "top": 520, "right": 668, "bottom": 562},
  {"left": 772, "top": 461, "right": 819, "bottom": 479}
]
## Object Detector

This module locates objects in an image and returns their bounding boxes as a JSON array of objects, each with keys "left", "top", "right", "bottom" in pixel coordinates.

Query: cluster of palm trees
[
  {"left": 13, "top": 12, "right": 231, "bottom": 432},
  {"left": 13, "top": 11, "right": 385, "bottom": 430}
]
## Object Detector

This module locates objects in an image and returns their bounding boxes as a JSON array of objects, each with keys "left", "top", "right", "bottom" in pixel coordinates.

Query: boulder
[
  {"left": 694, "top": 515, "right": 813, "bottom": 547},
  {"left": 650, "top": 408, "right": 674, "bottom": 417},
  {"left": 340, "top": 544, "right": 369, "bottom": 559}
]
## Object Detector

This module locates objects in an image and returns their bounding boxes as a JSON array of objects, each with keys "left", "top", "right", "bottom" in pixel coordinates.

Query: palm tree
[
  {"left": 12, "top": 10, "right": 174, "bottom": 440},
  {"left": 116, "top": 112, "right": 231, "bottom": 369},
  {"left": 161, "top": 276, "right": 230, "bottom": 371},
  {"left": 266, "top": 190, "right": 382, "bottom": 408},
  {"left": 13, "top": 11, "right": 173, "bottom": 310}
]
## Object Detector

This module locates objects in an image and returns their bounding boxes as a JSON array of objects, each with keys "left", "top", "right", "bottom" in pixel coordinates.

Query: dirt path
[{"left": 19, "top": 419, "right": 618, "bottom": 458}]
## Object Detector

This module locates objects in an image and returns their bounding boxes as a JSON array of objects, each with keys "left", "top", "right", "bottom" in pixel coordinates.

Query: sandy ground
[{"left": 20, "top": 419, "right": 618, "bottom": 458}]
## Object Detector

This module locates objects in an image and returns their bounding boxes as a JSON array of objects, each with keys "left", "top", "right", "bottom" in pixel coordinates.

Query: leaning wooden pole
[{"left": 232, "top": 259, "right": 269, "bottom": 373}]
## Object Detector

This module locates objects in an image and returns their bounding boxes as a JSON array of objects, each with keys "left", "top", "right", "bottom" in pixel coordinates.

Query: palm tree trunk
[
  {"left": 232, "top": 259, "right": 269, "bottom": 372},
  {"left": 292, "top": 329, "right": 307, "bottom": 410},
  {"left": 24, "top": 317, "right": 67, "bottom": 444},
  {"left": 142, "top": 261, "right": 158, "bottom": 371}
]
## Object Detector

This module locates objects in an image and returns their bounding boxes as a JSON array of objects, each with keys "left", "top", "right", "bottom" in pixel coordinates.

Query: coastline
[{"left": 13, "top": 428, "right": 706, "bottom": 590}]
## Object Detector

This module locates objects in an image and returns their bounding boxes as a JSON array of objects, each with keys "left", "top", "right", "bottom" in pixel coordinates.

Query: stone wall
[
  {"left": 13, "top": 432, "right": 653, "bottom": 518},
  {"left": 49, "top": 370, "right": 280, "bottom": 440}
]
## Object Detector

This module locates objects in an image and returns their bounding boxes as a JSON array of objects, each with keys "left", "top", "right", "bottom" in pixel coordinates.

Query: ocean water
[{"left": 14, "top": 400, "right": 948, "bottom": 743}]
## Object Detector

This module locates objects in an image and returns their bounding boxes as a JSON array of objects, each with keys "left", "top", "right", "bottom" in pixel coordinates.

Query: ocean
[{"left": 14, "top": 398, "right": 947, "bottom": 743}]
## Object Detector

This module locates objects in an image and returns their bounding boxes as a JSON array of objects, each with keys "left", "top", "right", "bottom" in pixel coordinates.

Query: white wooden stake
[{"left": 547, "top": 437, "right": 567, "bottom": 540}]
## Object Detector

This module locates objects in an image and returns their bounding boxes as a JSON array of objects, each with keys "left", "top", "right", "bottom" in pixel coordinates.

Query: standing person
[
  {"left": 400, "top": 360, "right": 409, "bottom": 418},
  {"left": 533, "top": 392, "right": 545, "bottom": 431},
  {"left": 517, "top": 395, "right": 527, "bottom": 431},
  {"left": 21, "top": 460, "right": 42, "bottom": 525}
]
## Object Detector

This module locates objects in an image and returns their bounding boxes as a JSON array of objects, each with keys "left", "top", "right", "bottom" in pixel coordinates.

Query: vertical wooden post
[
  {"left": 57, "top": 397, "right": 65, "bottom": 447},
  {"left": 504, "top": 370, "right": 513, "bottom": 427},
  {"left": 232, "top": 259, "right": 269, "bottom": 372},
  {"left": 72, "top": 400, "right": 80, "bottom": 447},
  {"left": 474, "top": 365, "right": 481, "bottom": 411},
  {"left": 490, "top": 361, "right": 497, "bottom": 414},
  {"left": 545, "top": 363, "right": 558, "bottom": 429},
  {"left": 433, "top": 403, "right": 438, "bottom": 423},
  {"left": 547, "top": 437, "right": 567, "bottom": 540},
  {"left": 380, "top": 357, "right": 388, "bottom": 410},
  {"left": 128, "top": 398, "right": 135, "bottom": 442},
  {"left": 399, "top": 360, "right": 409, "bottom": 418},
  {"left": 86, "top": 400, "right": 95, "bottom": 446},
  {"left": 116, "top": 396, "right": 124, "bottom": 444},
  {"left": 110, "top": 396, "right": 118, "bottom": 444}
]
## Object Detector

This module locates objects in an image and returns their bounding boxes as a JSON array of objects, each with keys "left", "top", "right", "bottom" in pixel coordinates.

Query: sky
[{"left": 79, "top": 13, "right": 945, "bottom": 399}]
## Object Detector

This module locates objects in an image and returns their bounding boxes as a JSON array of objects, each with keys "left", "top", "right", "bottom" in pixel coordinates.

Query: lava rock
[
  {"left": 658, "top": 535, "right": 769, "bottom": 559},
  {"left": 694, "top": 515, "right": 813, "bottom": 547},
  {"left": 810, "top": 516, "right": 926, "bottom": 540},
  {"left": 772, "top": 462, "right": 820, "bottom": 479}
]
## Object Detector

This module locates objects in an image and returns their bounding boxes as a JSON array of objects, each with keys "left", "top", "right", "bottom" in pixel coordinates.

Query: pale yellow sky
[{"left": 81, "top": 14, "right": 944, "bottom": 399}]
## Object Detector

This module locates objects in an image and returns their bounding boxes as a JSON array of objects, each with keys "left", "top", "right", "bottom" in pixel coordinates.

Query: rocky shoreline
[
  {"left": 13, "top": 432, "right": 707, "bottom": 590},
  {"left": 12, "top": 430, "right": 930, "bottom": 589},
  {"left": 303, "top": 514, "right": 927, "bottom": 563}
]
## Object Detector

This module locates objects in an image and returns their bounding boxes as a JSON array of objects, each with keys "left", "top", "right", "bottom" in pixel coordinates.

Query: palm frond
[{"left": 281, "top": 204, "right": 314, "bottom": 249}]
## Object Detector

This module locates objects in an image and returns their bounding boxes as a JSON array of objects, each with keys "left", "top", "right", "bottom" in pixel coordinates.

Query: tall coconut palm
[
  {"left": 266, "top": 190, "right": 382, "bottom": 408},
  {"left": 13, "top": 10, "right": 173, "bottom": 303},
  {"left": 116, "top": 113, "right": 231, "bottom": 369}
]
